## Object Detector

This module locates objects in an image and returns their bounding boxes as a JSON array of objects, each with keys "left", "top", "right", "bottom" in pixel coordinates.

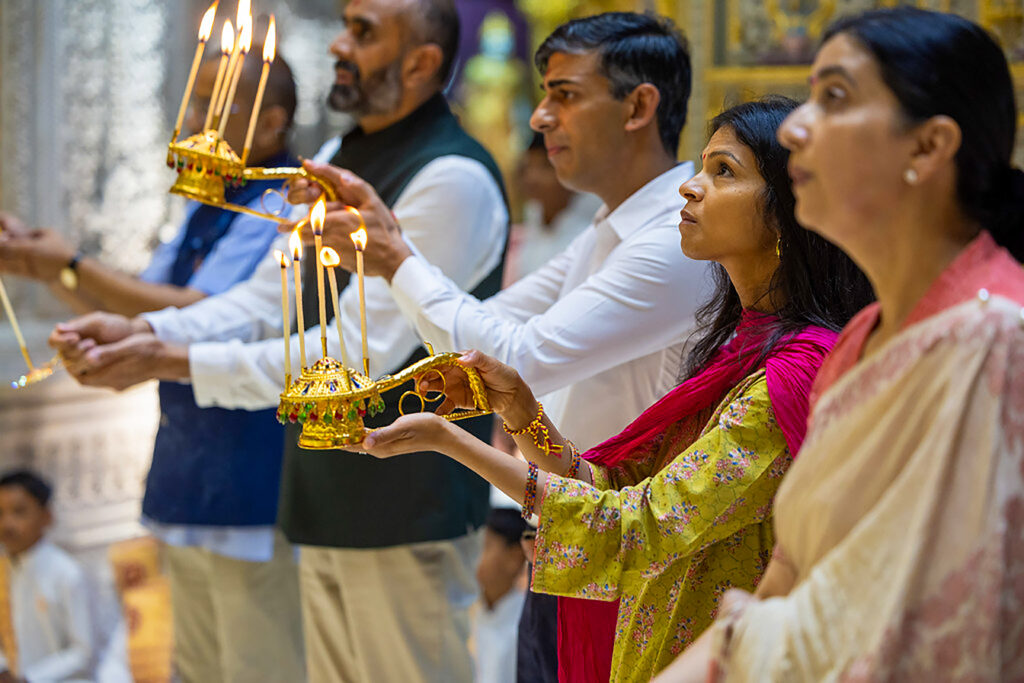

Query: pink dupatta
[{"left": 557, "top": 312, "right": 838, "bottom": 683}]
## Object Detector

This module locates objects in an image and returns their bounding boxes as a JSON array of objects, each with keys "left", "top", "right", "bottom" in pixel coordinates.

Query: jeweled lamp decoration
[{"left": 167, "top": 1, "right": 492, "bottom": 449}]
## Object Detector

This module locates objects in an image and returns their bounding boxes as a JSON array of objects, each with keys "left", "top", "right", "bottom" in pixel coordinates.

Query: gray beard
[{"left": 328, "top": 60, "right": 404, "bottom": 117}]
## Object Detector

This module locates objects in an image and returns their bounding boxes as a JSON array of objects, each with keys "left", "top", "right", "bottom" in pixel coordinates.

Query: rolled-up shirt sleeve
[{"left": 390, "top": 223, "right": 705, "bottom": 397}]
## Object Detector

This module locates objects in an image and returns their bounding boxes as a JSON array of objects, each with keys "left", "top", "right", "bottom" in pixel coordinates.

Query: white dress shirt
[
  {"left": 1, "top": 541, "right": 96, "bottom": 682},
  {"left": 472, "top": 587, "right": 526, "bottom": 683},
  {"left": 143, "top": 139, "right": 509, "bottom": 411},
  {"left": 389, "top": 162, "right": 707, "bottom": 449}
]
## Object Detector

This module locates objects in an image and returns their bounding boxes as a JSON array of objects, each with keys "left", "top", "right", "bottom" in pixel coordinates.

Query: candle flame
[
  {"left": 289, "top": 229, "right": 303, "bottom": 261},
  {"left": 263, "top": 15, "right": 277, "bottom": 62},
  {"left": 311, "top": 197, "right": 326, "bottom": 236},
  {"left": 320, "top": 247, "right": 341, "bottom": 268},
  {"left": 236, "top": 0, "right": 250, "bottom": 27},
  {"left": 273, "top": 249, "right": 289, "bottom": 268},
  {"left": 350, "top": 227, "right": 368, "bottom": 251},
  {"left": 220, "top": 20, "right": 234, "bottom": 54},
  {"left": 239, "top": 16, "right": 253, "bottom": 53},
  {"left": 199, "top": 2, "right": 217, "bottom": 41}
]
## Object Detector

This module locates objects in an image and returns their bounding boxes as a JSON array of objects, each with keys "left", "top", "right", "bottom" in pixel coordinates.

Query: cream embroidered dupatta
[{"left": 723, "top": 235, "right": 1024, "bottom": 681}]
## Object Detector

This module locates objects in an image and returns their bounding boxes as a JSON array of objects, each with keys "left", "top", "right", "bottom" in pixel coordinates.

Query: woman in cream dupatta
[{"left": 658, "top": 7, "right": 1024, "bottom": 681}]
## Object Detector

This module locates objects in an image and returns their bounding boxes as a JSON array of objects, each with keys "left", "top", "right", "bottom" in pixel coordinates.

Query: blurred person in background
[
  {"left": 473, "top": 507, "right": 530, "bottom": 683},
  {"left": 503, "top": 133, "right": 601, "bottom": 285},
  {"left": 0, "top": 52, "right": 306, "bottom": 683},
  {"left": 0, "top": 469, "right": 99, "bottom": 683}
]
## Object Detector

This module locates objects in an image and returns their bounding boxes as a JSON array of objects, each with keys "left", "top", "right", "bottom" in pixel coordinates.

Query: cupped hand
[
  {"left": 65, "top": 332, "right": 183, "bottom": 390},
  {"left": 357, "top": 412, "right": 452, "bottom": 458},
  {"left": 0, "top": 228, "right": 74, "bottom": 281},
  {"left": 49, "top": 312, "right": 147, "bottom": 367},
  {"left": 0, "top": 211, "right": 29, "bottom": 237},
  {"left": 417, "top": 349, "right": 531, "bottom": 419}
]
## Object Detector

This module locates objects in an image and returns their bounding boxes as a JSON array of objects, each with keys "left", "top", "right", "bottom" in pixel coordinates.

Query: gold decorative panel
[{"left": 696, "top": 0, "right": 1023, "bottom": 164}]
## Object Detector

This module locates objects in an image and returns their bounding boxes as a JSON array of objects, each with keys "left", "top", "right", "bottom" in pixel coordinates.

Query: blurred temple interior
[{"left": 0, "top": 0, "right": 1022, "bottom": 680}]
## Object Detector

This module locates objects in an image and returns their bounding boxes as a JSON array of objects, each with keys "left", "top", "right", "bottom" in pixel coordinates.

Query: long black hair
[
  {"left": 683, "top": 97, "right": 875, "bottom": 378},
  {"left": 823, "top": 7, "right": 1024, "bottom": 260}
]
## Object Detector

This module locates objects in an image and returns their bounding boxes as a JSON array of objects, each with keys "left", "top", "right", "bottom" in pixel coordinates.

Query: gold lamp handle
[{"left": 215, "top": 166, "right": 340, "bottom": 223}]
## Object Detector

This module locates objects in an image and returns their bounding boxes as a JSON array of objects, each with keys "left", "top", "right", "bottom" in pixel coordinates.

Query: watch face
[{"left": 59, "top": 267, "right": 78, "bottom": 291}]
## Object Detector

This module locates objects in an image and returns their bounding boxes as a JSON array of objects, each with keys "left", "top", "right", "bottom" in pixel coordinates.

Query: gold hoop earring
[{"left": 775, "top": 237, "right": 781, "bottom": 259}]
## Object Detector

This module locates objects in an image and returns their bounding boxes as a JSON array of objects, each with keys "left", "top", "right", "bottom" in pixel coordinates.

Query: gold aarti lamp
[
  {"left": 169, "top": 2, "right": 493, "bottom": 448},
  {"left": 167, "top": 5, "right": 336, "bottom": 221},
  {"left": 0, "top": 274, "right": 59, "bottom": 389}
]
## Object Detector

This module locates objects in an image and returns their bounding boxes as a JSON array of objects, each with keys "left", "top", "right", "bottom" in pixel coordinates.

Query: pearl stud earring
[{"left": 903, "top": 168, "right": 918, "bottom": 184}]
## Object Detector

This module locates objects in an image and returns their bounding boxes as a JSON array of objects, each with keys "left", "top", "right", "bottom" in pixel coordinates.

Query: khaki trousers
[
  {"left": 299, "top": 532, "right": 482, "bottom": 683},
  {"left": 164, "top": 530, "right": 305, "bottom": 683}
]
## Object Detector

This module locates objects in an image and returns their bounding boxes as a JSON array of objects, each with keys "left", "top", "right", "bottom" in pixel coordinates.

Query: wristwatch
[{"left": 59, "top": 252, "right": 82, "bottom": 291}]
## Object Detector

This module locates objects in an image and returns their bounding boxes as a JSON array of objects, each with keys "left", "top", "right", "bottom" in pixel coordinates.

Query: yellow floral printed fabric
[{"left": 532, "top": 370, "right": 791, "bottom": 682}]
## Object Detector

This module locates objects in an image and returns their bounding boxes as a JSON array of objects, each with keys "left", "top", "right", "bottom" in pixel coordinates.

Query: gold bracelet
[{"left": 502, "top": 402, "right": 564, "bottom": 458}]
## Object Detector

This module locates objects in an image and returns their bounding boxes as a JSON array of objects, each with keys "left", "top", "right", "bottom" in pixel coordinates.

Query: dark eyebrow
[
  {"left": 705, "top": 150, "right": 743, "bottom": 167},
  {"left": 541, "top": 78, "right": 581, "bottom": 91},
  {"left": 343, "top": 14, "right": 375, "bottom": 31},
  {"left": 809, "top": 64, "right": 857, "bottom": 87}
]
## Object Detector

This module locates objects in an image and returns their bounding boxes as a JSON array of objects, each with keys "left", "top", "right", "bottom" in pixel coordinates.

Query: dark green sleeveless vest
[{"left": 278, "top": 94, "right": 507, "bottom": 548}]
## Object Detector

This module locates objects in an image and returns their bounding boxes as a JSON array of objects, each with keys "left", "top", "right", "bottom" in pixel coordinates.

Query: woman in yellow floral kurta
[
  {"left": 358, "top": 99, "right": 872, "bottom": 682},
  {"left": 534, "top": 372, "right": 786, "bottom": 679}
]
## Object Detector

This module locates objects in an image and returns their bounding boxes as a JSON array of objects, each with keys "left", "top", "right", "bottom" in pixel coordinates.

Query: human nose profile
[
  {"left": 529, "top": 100, "right": 555, "bottom": 133},
  {"left": 680, "top": 177, "right": 703, "bottom": 202},
  {"left": 329, "top": 31, "right": 352, "bottom": 60},
  {"left": 778, "top": 104, "right": 811, "bottom": 151}
]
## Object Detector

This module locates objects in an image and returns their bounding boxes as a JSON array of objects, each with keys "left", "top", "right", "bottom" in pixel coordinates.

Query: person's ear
[
  {"left": 254, "top": 105, "right": 289, "bottom": 149},
  {"left": 623, "top": 83, "right": 661, "bottom": 134},
  {"left": 42, "top": 506, "right": 53, "bottom": 529},
  {"left": 403, "top": 43, "right": 444, "bottom": 90},
  {"left": 905, "top": 115, "right": 961, "bottom": 186}
]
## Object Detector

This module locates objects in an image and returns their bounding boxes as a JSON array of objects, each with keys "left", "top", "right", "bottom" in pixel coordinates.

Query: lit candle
[
  {"left": 273, "top": 249, "right": 292, "bottom": 387},
  {"left": 319, "top": 247, "right": 352, "bottom": 370},
  {"left": 350, "top": 222, "right": 369, "bottom": 377},
  {"left": 173, "top": 2, "right": 217, "bottom": 143},
  {"left": 0, "top": 276, "right": 33, "bottom": 371},
  {"left": 310, "top": 198, "right": 329, "bottom": 359},
  {"left": 241, "top": 15, "right": 275, "bottom": 165},
  {"left": 289, "top": 229, "right": 308, "bottom": 370},
  {"left": 203, "top": 20, "right": 233, "bottom": 131},
  {"left": 217, "top": 15, "right": 252, "bottom": 138}
]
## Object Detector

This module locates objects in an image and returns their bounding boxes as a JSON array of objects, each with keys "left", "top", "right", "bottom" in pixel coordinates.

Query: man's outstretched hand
[
  {"left": 48, "top": 313, "right": 188, "bottom": 389},
  {"left": 283, "top": 160, "right": 413, "bottom": 281}
]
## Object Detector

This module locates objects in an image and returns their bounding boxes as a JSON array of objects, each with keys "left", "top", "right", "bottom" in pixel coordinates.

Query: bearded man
[{"left": 52, "top": 1, "right": 507, "bottom": 680}]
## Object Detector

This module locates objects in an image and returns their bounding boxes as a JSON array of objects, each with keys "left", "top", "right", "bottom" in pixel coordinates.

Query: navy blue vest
[
  {"left": 143, "top": 153, "right": 297, "bottom": 526},
  {"left": 277, "top": 94, "right": 508, "bottom": 548}
]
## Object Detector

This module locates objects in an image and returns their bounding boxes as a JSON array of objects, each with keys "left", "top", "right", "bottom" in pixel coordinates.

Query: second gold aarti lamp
[{"left": 167, "top": 1, "right": 493, "bottom": 449}]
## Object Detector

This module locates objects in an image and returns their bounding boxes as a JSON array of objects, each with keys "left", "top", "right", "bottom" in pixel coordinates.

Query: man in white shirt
[
  {"left": 54, "top": 9, "right": 707, "bottom": 682},
  {"left": 292, "top": 12, "right": 706, "bottom": 453},
  {"left": 286, "top": 14, "right": 706, "bottom": 681},
  {"left": 0, "top": 470, "right": 97, "bottom": 683},
  {"left": 54, "top": 1, "right": 507, "bottom": 681}
]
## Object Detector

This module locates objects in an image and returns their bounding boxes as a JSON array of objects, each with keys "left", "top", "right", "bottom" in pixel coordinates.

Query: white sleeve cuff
[
  {"left": 141, "top": 307, "right": 188, "bottom": 345},
  {"left": 188, "top": 340, "right": 281, "bottom": 411}
]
